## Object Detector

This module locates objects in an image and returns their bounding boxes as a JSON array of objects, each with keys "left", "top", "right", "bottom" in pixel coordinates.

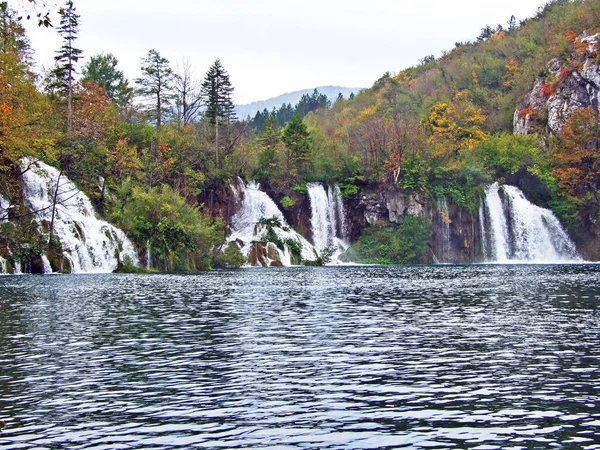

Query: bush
[
  {"left": 280, "top": 195, "right": 296, "bottom": 208},
  {"left": 116, "top": 184, "right": 223, "bottom": 271},
  {"left": 292, "top": 183, "right": 308, "bottom": 195},
  {"left": 352, "top": 217, "right": 432, "bottom": 264},
  {"left": 213, "top": 243, "right": 247, "bottom": 268}
]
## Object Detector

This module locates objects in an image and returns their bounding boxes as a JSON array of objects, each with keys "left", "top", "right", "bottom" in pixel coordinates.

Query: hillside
[
  {"left": 235, "top": 86, "right": 362, "bottom": 120},
  {"left": 2, "top": 0, "right": 600, "bottom": 272}
]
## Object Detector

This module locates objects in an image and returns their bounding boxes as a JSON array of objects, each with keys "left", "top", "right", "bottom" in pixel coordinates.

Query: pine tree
[
  {"left": 82, "top": 53, "right": 132, "bottom": 106},
  {"left": 51, "top": 0, "right": 82, "bottom": 133},
  {"left": 282, "top": 114, "right": 310, "bottom": 174},
  {"left": 200, "top": 59, "right": 236, "bottom": 167},
  {"left": 135, "top": 49, "right": 174, "bottom": 127}
]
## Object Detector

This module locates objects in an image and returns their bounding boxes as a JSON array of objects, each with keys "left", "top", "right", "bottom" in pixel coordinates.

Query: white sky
[{"left": 24, "top": 0, "right": 545, "bottom": 104}]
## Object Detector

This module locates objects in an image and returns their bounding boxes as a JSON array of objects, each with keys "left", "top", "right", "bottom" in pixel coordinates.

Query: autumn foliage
[{"left": 553, "top": 107, "right": 600, "bottom": 197}]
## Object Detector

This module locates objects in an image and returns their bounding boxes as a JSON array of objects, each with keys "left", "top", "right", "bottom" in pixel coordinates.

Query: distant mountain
[{"left": 235, "top": 86, "right": 363, "bottom": 120}]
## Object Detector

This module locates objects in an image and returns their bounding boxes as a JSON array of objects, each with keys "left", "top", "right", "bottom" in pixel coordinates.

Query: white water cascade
[
  {"left": 227, "top": 179, "right": 316, "bottom": 266},
  {"left": 480, "top": 182, "right": 580, "bottom": 263},
  {"left": 436, "top": 197, "right": 451, "bottom": 263},
  {"left": 21, "top": 158, "right": 139, "bottom": 273},
  {"left": 306, "top": 183, "right": 349, "bottom": 260}
]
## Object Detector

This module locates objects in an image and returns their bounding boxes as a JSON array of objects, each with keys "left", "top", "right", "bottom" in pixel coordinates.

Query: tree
[
  {"left": 295, "top": 88, "right": 331, "bottom": 117},
  {"left": 282, "top": 115, "right": 310, "bottom": 174},
  {"left": 174, "top": 59, "right": 202, "bottom": 126},
  {"left": 50, "top": 0, "right": 82, "bottom": 133},
  {"left": 200, "top": 58, "right": 236, "bottom": 167},
  {"left": 254, "top": 113, "right": 282, "bottom": 180},
  {"left": 82, "top": 53, "right": 132, "bottom": 106},
  {"left": 72, "top": 80, "right": 116, "bottom": 141},
  {"left": 135, "top": 49, "right": 174, "bottom": 127},
  {"left": 0, "top": 2, "right": 30, "bottom": 57},
  {"left": 427, "top": 91, "right": 487, "bottom": 157},
  {"left": 554, "top": 107, "right": 600, "bottom": 200}
]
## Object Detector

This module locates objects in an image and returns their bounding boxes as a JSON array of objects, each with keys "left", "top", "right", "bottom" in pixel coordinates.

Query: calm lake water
[{"left": 1, "top": 265, "right": 600, "bottom": 449}]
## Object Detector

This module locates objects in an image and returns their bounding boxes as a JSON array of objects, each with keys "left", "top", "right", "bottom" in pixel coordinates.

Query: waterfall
[
  {"left": 0, "top": 193, "right": 9, "bottom": 222},
  {"left": 306, "top": 183, "right": 349, "bottom": 260},
  {"left": 436, "top": 197, "right": 451, "bottom": 263},
  {"left": 227, "top": 179, "right": 316, "bottom": 266},
  {"left": 482, "top": 183, "right": 510, "bottom": 261},
  {"left": 480, "top": 182, "right": 579, "bottom": 263},
  {"left": 21, "top": 158, "right": 139, "bottom": 273},
  {"left": 41, "top": 255, "right": 53, "bottom": 274}
]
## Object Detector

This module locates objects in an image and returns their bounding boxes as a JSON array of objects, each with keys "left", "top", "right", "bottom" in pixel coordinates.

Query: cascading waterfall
[
  {"left": 41, "top": 255, "right": 53, "bottom": 274},
  {"left": 227, "top": 179, "right": 316, "bottom": 266},
  {"left": 306, "top": 183, "right": 349, "bottom": 261},
  {"left": 21, "top": 158, "right": 139, "bottom": 273},
  {"left": 436, "top": 197, "right": 451, "bottom": 263},
  {"left": 480, "top": 182, "right": 580, "bottom": 263},
  {"left": 0, "top": 193, "right": 9, "bottom": 222}
]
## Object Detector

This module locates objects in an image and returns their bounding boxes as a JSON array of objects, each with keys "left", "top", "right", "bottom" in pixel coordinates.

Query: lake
[{"left": 1, "top": 265, "right": 599, "bottom": 448}]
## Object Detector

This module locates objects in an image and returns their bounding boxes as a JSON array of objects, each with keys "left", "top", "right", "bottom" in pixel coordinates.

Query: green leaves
[
  {"left": 118, "top": 184, "right": 223, "bottom": 271},
  {"left": 352, "top": 217, "right": 432, "bottom": 264}
]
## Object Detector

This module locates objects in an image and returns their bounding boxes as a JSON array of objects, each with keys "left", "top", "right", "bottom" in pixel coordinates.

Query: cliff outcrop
[{"left": 514, "top": 33, "right": 600, "bottom": 136}]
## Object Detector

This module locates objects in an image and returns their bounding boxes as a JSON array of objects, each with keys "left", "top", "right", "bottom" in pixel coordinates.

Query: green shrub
[
  {"left": 352, "top": 217, "right": 432, "bottom": 264},
  {"left": 117, "top": 184, "right": 223, "bottom": 272},
  {"left": 280, "top": 195, "right": 296, "bottom": 208},
  {"left": 213, "top": 243, "right": 247, "bottom": 268},
  {"left": 292, "top": 183, "right": 308, "bottom": 195}
]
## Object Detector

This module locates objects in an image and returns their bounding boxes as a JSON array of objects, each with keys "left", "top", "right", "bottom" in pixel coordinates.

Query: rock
[
  {"left": 247, "top": 241, "right": 283, "bottom": 267},
  {"left": 515, "top": 33, "right": 600, "bottom": 136}
]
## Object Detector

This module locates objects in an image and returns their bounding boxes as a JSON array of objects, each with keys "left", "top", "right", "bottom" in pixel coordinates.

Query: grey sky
[{"left": 25, "top": 0, "right": 545, "bottom": 104}]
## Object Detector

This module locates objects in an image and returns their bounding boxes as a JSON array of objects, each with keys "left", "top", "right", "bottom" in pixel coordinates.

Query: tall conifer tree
[
  {"left": 200, "top": 59, "right": 236, "bottom": 167},
  {"left": 135, "top": 49, "right": 174, "bottom": 127},
  {"left": 51, "top": 0, "right": 82, "bottom": 133},
  {"left": 82, "top": 53, "right": 132, "bottom": 107}
]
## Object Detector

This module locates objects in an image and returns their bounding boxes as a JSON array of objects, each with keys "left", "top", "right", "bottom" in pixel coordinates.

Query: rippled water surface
[{"left": 1, "top": 265, "right": 600, "bottom": 449}]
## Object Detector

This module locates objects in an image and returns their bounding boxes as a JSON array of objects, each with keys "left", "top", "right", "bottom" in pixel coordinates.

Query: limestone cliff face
[
  {"left": 345, "top": 184, "right": 481, "bottom": 263},
  {"left": 514, "top": 33, "right": 600, "bottom": 136}
]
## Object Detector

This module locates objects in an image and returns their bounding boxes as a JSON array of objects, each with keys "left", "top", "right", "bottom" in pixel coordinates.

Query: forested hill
[
  {"left": 235, "top": 86, "right": 362, "bottom": 121},
  {"left": 293, "top": 0, "right": 600, "bottom": 259},
  {"left": 2, "top": 0, "right": 600, "bottom": 272}
]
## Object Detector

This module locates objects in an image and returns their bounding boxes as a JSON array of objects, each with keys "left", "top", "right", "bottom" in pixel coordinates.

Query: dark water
[{"left": 1, "top": 265, "right": 600, "bottom": 449}]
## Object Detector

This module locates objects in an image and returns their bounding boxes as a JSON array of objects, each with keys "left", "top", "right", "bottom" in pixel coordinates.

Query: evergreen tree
[
  {"left": 254, "top": 113, "right": 281, "bottom": 180},
  {"left": 200, "top": 59, "right": 236, "bottom": 167},
  {"left": 51, "top": 0, "right": 82, "bottom": 133},
  {"left": 282, "top": 114, "right": 310, "bottom": 174},
  {"left": 135, "top": 49, "right": 174, "bottom": 127},
  {"left": 0, "top": 2, "right": 30, "bottom": 58},
  {"left": 295, "top": 88, "right": 331, "bottom": 117},
  {"left": 276, "top": 103, "right": 294, "bottom": 127},
  {"left": 82, "top": 53, "right": 132, "bottom": 106}
]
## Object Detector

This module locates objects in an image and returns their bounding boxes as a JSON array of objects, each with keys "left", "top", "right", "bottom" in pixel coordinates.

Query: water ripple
[{"left": 1, "top": 264, "right": 600, "bottom": 448}]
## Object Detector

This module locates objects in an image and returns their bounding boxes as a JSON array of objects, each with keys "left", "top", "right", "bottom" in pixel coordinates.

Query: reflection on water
[{"left": 1, "top": 265, "right": 599, "bottom": 448}]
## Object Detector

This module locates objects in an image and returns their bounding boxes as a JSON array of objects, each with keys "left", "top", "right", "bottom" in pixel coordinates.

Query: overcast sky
[{"left": 24, "top": 0, "right": 545, "bottom": 105}]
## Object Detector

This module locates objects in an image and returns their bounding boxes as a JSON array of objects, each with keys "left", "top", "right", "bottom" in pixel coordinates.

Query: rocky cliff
[
  {"left": 343, "top": 184, "right": 481, "bottom": 263},
  {"left": 514, "top": 32, "right": 600, "bottom": 136}
]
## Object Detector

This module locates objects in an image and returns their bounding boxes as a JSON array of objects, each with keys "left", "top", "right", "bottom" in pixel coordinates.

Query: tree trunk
[
  {"left": 215, "top": 116, "right": 219, "bottom": 168},
  {"left": 67, "top": 73, "right": 73, "bottom": 133}
]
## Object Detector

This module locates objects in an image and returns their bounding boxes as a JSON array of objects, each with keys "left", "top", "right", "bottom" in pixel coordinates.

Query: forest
[{"left": 1, "top": 0, "right": 600, "bottom": 270}]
